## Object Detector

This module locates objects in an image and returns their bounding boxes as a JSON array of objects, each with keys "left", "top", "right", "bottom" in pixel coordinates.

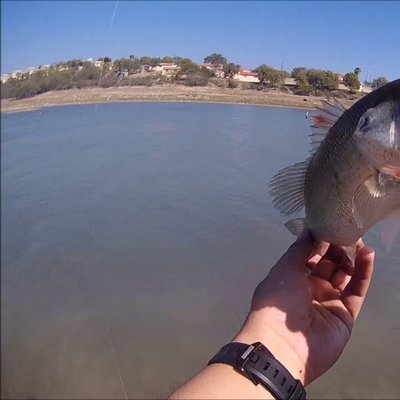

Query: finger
[
  {"left": 340, "top": 247, "right": 375, "bottom": 320},
  {"left": 310, "top": 275, "right": 339, "bottom": 303},
  {"left": 331, "top": 269, "right": 352, "bottom": 292},
  {"left": 310, "top": 243, "right": 354, "bottom": 280},
  {"left": 310, "top": 258, "right": 337, "bottom": 280},
  {"left": 277, "top": 230, "right": 314, "bottom": 272},
  {"left": 355, "top": 238, "right": 364, "bottom": 252},
  {"left": 307, "top": 241, "right": 330, "bottom": 268}
]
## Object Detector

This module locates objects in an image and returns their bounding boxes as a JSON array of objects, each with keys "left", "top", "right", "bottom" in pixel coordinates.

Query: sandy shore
[{"left": 0, "top": 85, "right": 357, "bottom": 114}]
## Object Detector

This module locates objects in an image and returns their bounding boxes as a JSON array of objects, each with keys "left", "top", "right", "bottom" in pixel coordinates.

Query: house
[
  {"left": 338, "top": 82, "right": 373, "bottom": 93},
  {"left": 283, "top": 77, "right": 297, "bottom": 87},
  {"left": 233, "top": 69, "right": 259, "bottom": 83},
  {"left": 1, "top": 74, "right": 10, "bottom": 83},
  {"left": 153, "top": 63, "right": 180, "bottom": 75},
  {"left": 11, "top": 70, "right": 23, "bottom": 79},
  {"left": 26, "top": 67, "right": 37, "bottom": 75},
  {"left": 358, "top": 82, "right": 373, "bottom": 94}
]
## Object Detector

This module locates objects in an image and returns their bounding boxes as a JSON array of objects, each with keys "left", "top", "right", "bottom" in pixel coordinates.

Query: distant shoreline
[{"left": 0, "top": 85, "right": 357, "bottom": 114}]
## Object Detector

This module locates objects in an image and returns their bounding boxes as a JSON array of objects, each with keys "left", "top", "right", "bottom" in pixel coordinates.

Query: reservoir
[{"left": 2, "top": 103, "right": 399, "bottom": 399}]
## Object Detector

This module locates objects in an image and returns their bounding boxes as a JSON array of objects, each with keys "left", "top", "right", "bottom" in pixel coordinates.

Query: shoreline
[{"left": 0, "top": 85, "right": 357, "bottom": 114}]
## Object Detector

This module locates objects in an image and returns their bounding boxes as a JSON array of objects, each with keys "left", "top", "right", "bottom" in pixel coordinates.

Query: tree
[
  {"left": 291, "top": 67, "right": 307, "bottom": 84},
  {"left": 177, "top": 59, "right": 200, "bottom": 75},
  {"left": 203, "top": 53, "right": 227, "bottom": 65},
  {"left": 113, "top": 58, "right": 141, "bottom": 73},
  {"left": 74, "top": 63, "right": 101, "bottom": 88},
  {"left": 305, "top": 69, "right": 339, "bottom": 92},
  {"left": 371, "top": 76, "right": 389, "bottom": 88},
  {"left": 255, "top": 65, "right": 287, "bottom": 89},
  {"left": 223, "top": 63, "right": 241, "bottom": 79},
  {"left": 343, "top": 72, "right": 360, "bottom": 92},
  {"left": 139, "top": 56, "right": 160, "bottom": 67},
  {"left": 65, "top": 59, "right": 83, "bottom": 70}
]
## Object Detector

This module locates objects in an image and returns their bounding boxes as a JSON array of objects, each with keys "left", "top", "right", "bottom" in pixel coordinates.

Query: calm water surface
[{"left": 2, "top": 103, "right": 399, "bottom": 399}]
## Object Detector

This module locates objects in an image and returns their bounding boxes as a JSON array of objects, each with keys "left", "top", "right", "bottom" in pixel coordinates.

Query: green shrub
[
  {"left": 184, "top": 72, "right": 209, "bottom": 86},
  {"left": 129, "top": 76, "right": 154, "bottom": 86}
]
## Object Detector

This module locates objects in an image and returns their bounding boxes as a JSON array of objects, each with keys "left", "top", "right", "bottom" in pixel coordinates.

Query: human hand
[{"left": 234, "top": 232, "right": 374, "bottom": 386}]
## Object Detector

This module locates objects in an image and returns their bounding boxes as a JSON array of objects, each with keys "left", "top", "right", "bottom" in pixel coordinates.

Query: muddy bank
[{"left": 1, "top": 85, "right": 357, "bottom": 114}]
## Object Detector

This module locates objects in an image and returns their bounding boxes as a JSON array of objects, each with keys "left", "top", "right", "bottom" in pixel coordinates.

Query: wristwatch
[{"left": 208, "top": 342, "right": 306, "bottom": 400}]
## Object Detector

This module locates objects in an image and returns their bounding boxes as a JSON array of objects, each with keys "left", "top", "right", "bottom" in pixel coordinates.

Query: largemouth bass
[{"left": 270, "top": 79, "right": 400, "bottom": 251}]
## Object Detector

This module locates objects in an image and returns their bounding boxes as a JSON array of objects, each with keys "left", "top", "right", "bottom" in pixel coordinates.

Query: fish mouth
[
  {"left": 357, "top": 138, "right": 400, "bottom": 176},
  {"left": 380, "top": 165, "right": 400, "bottom": 180}
]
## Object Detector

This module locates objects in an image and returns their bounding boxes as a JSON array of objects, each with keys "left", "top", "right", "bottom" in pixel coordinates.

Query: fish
[{"left": 270, "top": 79, "right": 400, "bottom": 253}]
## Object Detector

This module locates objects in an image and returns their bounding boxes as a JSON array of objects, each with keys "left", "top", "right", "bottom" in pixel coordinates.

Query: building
[
  {"left": 10, "top": 70, "right": 23, "bottom": 79},
  {"left": 233, "top": 69, "right": 259, "bottom": 83},
  {"left": 153, "top": 63, "right": 180, "bottom": 75},
  {"left": 358, "top": 82, "right": 373, "bottom": 93},
  {"left": 338, "top": 82, "right": 373, "bottom": 93},
  {"left": 26, "top": 67, "right": 37, "bottom": 75},
  {"left": 1, "top": 74, "right": 10, "bottom": 83},
  {"left": 283, "top": 77, "right": 297, "bottom": 88}
]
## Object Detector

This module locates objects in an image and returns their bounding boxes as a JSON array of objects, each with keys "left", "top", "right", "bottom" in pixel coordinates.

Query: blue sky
[{"left": 1, "top": 1, "right": 399, "bottom": 82}]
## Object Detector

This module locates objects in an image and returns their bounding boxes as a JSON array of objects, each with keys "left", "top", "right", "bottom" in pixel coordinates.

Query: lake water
[{"left": 2, "top": 103, "right": 399, "bottom": 399}]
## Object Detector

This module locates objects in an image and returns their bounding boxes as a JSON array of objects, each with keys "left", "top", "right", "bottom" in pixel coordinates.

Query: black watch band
[{"left": 208, "top": 342, "right": 306, "bottom": 400}]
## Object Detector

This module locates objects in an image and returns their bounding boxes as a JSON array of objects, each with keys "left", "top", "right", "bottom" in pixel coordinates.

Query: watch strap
[{"left": 208, "top": 342, "right": 306, "bottom": 400}]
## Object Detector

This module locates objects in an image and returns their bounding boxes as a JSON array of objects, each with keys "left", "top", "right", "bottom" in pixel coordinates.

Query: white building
[
  {"left": 233, "top": 69, "right": 259, "bottom": 83},
  {"left": 153, "top": 63, "right": 180, "bottom": 75},
  {"left": 1, "top": 74, "right": 10, "bottom": 83}
]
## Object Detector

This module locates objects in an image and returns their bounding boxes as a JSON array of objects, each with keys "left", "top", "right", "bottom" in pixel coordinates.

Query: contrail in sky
[
  {"left": 96, "top": 0, "right": 119, "bottom": 112},
  {"left": 108, "top": 1, "right": 119, "bottom": 36}
]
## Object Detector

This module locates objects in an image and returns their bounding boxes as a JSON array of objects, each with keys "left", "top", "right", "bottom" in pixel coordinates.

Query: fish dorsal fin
[
  {"left": 317, "top": 99, "right": 346, "bottom": 119},
  {"left": 309, "top": 99, "right": 347, "bottom": 154},
  {"left": 381, "top": 209, "right": 400, "bottom": 252},
  {"left": 285, "top": 218, "right": 307, "bottom": 237},
  {"left": 352, "top": 172, "right": 387, "bottom": 229},
  {"left": 270, "top": 159, "right": 309, "bottom": 216}
]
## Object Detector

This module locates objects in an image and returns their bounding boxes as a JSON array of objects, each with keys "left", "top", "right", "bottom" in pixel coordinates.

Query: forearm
[
  {"left": 170, "top": 316, "right": 306, "bottom": 400},
  {"left": 169, "top": 362, "right": 274, "bottom": 399}
]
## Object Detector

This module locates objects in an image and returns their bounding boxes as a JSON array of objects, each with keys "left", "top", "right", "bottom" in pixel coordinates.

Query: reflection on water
[{"left": 2, "top": 103, "right": 399, "bottom": 399}]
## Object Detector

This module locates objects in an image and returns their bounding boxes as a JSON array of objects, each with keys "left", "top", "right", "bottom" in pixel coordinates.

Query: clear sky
[{"left": 1, "top": 1, "right": 399, "bottom": 82}]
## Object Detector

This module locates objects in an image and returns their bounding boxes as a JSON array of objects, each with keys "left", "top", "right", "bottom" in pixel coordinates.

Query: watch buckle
[{"left": 237, "top": 342, "right": 263, "bottom": 385}]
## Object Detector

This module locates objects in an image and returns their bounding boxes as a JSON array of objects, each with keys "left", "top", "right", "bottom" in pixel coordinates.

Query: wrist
[{"left": 233, "top": 314, "right": 308, "bottom": 385}]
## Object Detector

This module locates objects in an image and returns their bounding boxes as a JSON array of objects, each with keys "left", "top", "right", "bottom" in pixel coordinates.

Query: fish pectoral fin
[
  {"left": 285, "top": 218, "right": 307, "bottom": 237},
  {"left": 352, "top": 172, "right": 386, "bottom": 229},
  {"left": 381, "top": 210, "right": 400, "bottom": 253},
  {"left": 269, "top": 159, "right": 309, "bottom": 216}
]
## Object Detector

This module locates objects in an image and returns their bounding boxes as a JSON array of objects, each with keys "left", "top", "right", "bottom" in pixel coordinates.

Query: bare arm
[{"left": 170, "top": 234, "right": 374, "bottom": 399}]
